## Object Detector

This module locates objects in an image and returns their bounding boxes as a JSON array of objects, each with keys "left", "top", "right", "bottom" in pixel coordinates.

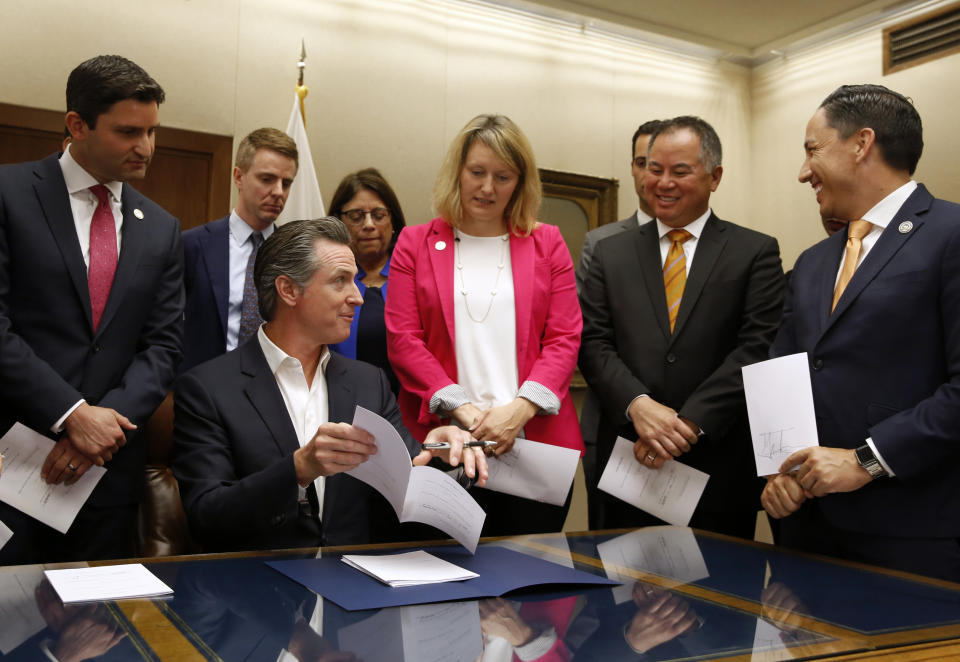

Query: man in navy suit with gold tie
[
  {"left": 763, "top": 84, "right": 960, "bottom": 581},
  {"left": 0, "top": 55, "right": 183, "bottom": 564}
]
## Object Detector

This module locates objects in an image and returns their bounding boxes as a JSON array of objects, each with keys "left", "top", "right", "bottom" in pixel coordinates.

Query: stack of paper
[
  {"left": 44, "top": 564, "right": 173, "bottom": 603},
  {"left": 341, "top": 551, "right": 478, "bottom": 588}
]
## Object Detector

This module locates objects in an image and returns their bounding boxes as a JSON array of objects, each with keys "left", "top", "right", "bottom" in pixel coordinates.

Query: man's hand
[
  {"left": 41, "top": 437, "right": 96, "bottom": 485},
  {"left": 414, "top": 426, "right": 488, "bottom": 487},
  {"left": 625, "top": 582, "right": 700, "bottom": 653},
  {"left": 780, "top": 447, "right": 872, "bottom": 498},
  {"left": 628, "top": 397, "right": 698, "bottom": 466},
  {"left": 472, "top": 398, "right": 537, "bottom": 457},
  {"left": 63, "top": 402, "right": 135, "bottom": 465},
  {"left": 761, "top": 473, "right": 807, "bottom": 519},
  {"left": 479, "top": 598, "right": 536, "bottom": 646},
  {"left": 294, "top": 423, "right": 378, "bottom": 485}
]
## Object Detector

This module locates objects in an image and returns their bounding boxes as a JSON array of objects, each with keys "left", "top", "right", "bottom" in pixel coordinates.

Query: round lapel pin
[
  {"left": 133, "top": 208, "right": 144, "bottom": 220},
  {"left": 898, "top": 221, "right": 913, "bottom": 234},
  {"left": 435, "top": 240, "right": 446, "bottom": 251}
]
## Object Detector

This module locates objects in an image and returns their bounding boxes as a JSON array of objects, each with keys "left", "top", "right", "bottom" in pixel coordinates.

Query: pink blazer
[{"left": 386, "top": 218, "right": 584, "bottom": 453}]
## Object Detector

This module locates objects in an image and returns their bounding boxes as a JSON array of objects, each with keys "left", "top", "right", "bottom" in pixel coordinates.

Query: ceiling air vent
[{"left": 884, "top": 2, "right": 960, "bottom": 74}]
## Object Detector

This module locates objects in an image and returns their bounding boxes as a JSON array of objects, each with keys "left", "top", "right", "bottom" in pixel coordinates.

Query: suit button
[
  {"left": 92, "top": 344, "right": 102, "bottom": 353},
  {"left": 666, "top": 353, "right": 677, "bottom": 364},
  {"left": 271, "top": 514, "right": 284, "bottom": 526},
  {"left": 812, "top": 359, "right": 823, "bottom": 371}
]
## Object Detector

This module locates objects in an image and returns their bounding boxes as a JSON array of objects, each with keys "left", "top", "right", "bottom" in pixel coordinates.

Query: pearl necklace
[{"left": 454, "top": 230, "right": 508, "bottom": 324}]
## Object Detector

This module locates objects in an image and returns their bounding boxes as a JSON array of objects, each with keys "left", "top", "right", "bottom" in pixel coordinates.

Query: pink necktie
[{"left": 88, "top": 185, "right": 118, "bottom": 331}]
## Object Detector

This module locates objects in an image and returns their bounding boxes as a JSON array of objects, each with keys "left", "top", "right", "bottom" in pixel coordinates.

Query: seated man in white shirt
[{"left": 173, "top": 217, "right": 487, "bottom": 551}]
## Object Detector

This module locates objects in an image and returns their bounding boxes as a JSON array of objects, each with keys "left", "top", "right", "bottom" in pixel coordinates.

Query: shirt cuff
[
  {"left": 625, "top": 394, "right": 649, "bottom": 420},
  {"left": 515, "top": 627, "right": 559, "bottom": 660},
  {"left": 52, "top": 399, "right": 85, "bottom": 433},
  {"left": 865, "top": 437, "right": 895, "bottom": 477},
  {"left": 429, "top": 384, "right": 471, "bottom": 414},
  {"left": 518, "top": 381, "right": 560, "bottom": 415}
]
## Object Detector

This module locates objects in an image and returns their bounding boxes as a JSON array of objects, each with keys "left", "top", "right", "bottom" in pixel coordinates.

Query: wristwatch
[{"left": 855, "top": 444, "right": 888, "bottom": 479}]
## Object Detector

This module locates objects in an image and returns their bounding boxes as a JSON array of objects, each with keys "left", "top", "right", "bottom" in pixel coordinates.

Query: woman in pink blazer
[{"left": 386, "top": 114, "right": 584, "bottom": 535}]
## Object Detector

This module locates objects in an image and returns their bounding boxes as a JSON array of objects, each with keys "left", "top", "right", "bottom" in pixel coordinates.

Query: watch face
[{"left": 855, "top": 446, "right": 873, "bottom": 465}]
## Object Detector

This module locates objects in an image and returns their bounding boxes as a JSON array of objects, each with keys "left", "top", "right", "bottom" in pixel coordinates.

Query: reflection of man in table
[
  {"left": 762, "top": 84, "right": 960, "bottom": 582},
  {"left": 173, "top": 218, "right": 486, "bottom": 551}
]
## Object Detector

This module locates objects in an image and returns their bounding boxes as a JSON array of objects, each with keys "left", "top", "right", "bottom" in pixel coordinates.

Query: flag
[{"left": 276, "top": 92, "right": 325, "bottom": 225}]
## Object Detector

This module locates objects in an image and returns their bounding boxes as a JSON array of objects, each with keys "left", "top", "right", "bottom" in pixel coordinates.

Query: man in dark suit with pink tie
[{"left": 0, "top": 55, "right": 184, "bottom": 564}]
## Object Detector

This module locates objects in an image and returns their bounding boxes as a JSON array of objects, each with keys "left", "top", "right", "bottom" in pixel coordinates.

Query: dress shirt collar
[
  {"left": 229, "top": 210, "right": 275, "bottom": 247},
  {"left": 258, "top": 325, "right": 331, "bottom": 378},
  {"left": 860, "top": 180, "right": 918, "bottom": 231},
  {"left": 635, "top": 208, "right": 653, "bottom": 226},
  {"left": 59, "top": 144, "right": 123, "bottom": 203},
  {"left": 655, "top": 207, "right": 711, "bottom": 240}
]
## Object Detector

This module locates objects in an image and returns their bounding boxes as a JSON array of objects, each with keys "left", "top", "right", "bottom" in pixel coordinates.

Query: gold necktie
[
  {"left": 663, "top": 229, "right": 693, "bottom": 332},
  {"left": 831, "top": 219, "right": 873, "bottom": 312}
]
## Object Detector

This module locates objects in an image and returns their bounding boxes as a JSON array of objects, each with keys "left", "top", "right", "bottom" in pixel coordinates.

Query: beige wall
[
  {"left": 2, "top": 0, "right": 957, "bottom": 265},
  {"left": 0, "top": 0, "right": 750, "bottom": 234}
]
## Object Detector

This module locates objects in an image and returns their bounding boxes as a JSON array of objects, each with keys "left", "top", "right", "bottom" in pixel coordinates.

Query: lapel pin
[
  {"left": 435, "top": 240, "right": 446, "bottom": 251},
  {"left": 133, "top": 208, "right": 144, "bottom": 220},
  {"left": 898, "top": 221, "right": 912, "bottom": 234}
]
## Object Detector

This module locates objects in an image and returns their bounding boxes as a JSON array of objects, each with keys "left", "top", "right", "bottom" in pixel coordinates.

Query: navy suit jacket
[
  {"left": 173, "top": 339, "right": 422, "bottom": 552},
  {"left": 772, "top": 184, "right": 960, "bottom": 538},
  {"left": 0, "top": 153, "right": 184, "bottom": 506},
  {"left": 579, "top": 214, "right": 785, "bottom": 516},
  {"left": 181, "top": 215, "right": 231, "bottom": 372}
]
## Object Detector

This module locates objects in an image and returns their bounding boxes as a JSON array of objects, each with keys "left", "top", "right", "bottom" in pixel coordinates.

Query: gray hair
[
  {"left": 254, "top": 217, "right": 351, "bottom": 320},
  {"left": 648, "top": 115, "right": 722, "bottom": 171}
]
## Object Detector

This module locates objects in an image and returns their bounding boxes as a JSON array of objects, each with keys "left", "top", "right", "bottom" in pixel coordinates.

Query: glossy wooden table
[{"left": 2, "top": 528, "right": 960, "bottom": 661}]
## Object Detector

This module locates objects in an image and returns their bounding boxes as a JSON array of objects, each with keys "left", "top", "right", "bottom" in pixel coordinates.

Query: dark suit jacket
[
  {"left": 579, "top": 214, "right": 785, "bottom": 518},
  {"left": 0, "top": 153, "right": 184, "bottom": 506},
  {"left": 181, "top": 215, "right": 230, "bottom": 372},
  {"left": 772, "top": 184, "right": 960, "bottom": 538},
  {"left": 172, "top": 339, "right": 422, "bottom": 551}
]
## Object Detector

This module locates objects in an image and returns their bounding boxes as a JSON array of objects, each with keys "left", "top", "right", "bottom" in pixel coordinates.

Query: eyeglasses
[{"left": 341, "top": 208, "right": 391, "bottom": 225}]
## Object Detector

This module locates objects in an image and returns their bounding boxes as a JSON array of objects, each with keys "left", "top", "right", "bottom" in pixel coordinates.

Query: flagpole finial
[{"left": 296, "top": 39, "right": 308, "bottom": 124}]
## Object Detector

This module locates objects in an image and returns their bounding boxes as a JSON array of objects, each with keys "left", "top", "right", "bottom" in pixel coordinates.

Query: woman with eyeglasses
[
  {"left": 385, "top": 114, "right": 584, "bottom": 536},
  {"left": 328, "top": 168, "right": 406, "bottom": 394}
]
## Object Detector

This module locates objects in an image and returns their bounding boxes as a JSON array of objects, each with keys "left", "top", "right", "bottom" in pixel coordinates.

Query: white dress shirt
[
  {"left": 52, "top": 146, "right": 125, "bottom": 431},
  {"left": 227, "top": 212, "right": 275, "bottom": 351},
  {"left": 258, "top": 326, "right": 330, "bottom": 517},
  {"left": 837, "top": 180, "right": 917, "bottom": 476}
]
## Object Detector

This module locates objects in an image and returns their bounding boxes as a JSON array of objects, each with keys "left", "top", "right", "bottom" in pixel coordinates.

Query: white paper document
[
  {"left": 337, "top": 600, "right": 482, "bottom": 662},
  {"left": 483, "top": 438, "right": 579, "bottom": 506},
  {"left": 598, "top": 437, "right": 708, "bottom": 526},
  {"left": 341, "top": 550, "right": 479, "bottom": 587},
  {"left": 742, "top": 353, "right": 820, "bottom": 476},
  {"left": 597, "top": 527, "right": 709, "bottom": 603},
  {"left": 0, "top": 567, "right": 46, "bottom": 654},
  {"left": 0, "top": 423, "right": 106, "bottom": 533},
  {"left": 0, "top": 518, "right": 11, "bottom": 551},
  {"left": 44, "top": 563, "right": 172, "bottom": 604},
  {"left": 347, "top": 407, "right": 486, "bottom": 553}
]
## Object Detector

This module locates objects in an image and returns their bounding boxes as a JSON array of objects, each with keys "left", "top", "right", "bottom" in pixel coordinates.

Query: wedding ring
[
  {"left": 67, "top": 463, "right": 78, "bottom": 471},
  {"left": 645, "top": 453, "right": 656, "bottom": 463}
]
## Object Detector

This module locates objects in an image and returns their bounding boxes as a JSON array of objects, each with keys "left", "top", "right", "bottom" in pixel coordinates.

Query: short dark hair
[
  {"left": 328, "top": 168, "right": 407, "bottom": 253},
  {"left": 648, "top": 116, "right": 722, "bottom": 170},
  {"left": 819, "top": 84, "right": 923, "bottom": 175},
  {"left": 66, "top": 55, "right": 165, "bottom": 129},
  {"left": 254, "top": 217, "right": 350, "bottom": 321},
  {"left": 631, "top": 119, "right": 665, "bottom": 158},
  {"left": 236, "top": 128, "right": 299, "bottom": 172}
]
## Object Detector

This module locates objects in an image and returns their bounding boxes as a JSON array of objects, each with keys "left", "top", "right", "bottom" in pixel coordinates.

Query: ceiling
[{"left": 501, "top": 0, "right": 930, "bottom": 61}]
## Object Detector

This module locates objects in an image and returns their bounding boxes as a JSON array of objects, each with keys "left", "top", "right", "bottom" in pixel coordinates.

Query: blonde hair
[{"left": 432, "top": 114, "right": 541, "bottom": 235}]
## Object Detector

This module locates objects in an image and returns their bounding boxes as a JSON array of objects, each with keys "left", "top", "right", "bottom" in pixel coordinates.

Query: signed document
[
  {"left": 0, "top": 423, "right": 106, "bottom": 533},
  {"left": 742, "top": 353, "right": 819, "bottom": 476},
  {"left": 342, "top": 550, "right": 478, "bottom": 588},
  {"left": 44, "top": 564, "right": 172, "bottom": 603},
  {"left": 347, "top": 407, "right": 485, "bottom": 553},
  {"left": 484, "top": 438, "right": 579, "bottom": 506},
  {"left": 598, "top": 437, "right": 708, "bottom": 526}
]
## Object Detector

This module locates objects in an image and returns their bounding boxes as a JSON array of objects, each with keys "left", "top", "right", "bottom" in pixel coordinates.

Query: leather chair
[{"left": 137, "top": 392, "right": 198, "bottom": 556}]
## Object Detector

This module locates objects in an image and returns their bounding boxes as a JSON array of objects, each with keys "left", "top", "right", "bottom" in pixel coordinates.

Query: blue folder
[{"left": 266, "top": 545, "right": 618, "bottom": 611}]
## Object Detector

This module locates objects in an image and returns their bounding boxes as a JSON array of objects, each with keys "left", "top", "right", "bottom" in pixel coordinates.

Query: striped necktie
[{"left": 663, "top": 229, "right": 693, "bottom": 332}]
